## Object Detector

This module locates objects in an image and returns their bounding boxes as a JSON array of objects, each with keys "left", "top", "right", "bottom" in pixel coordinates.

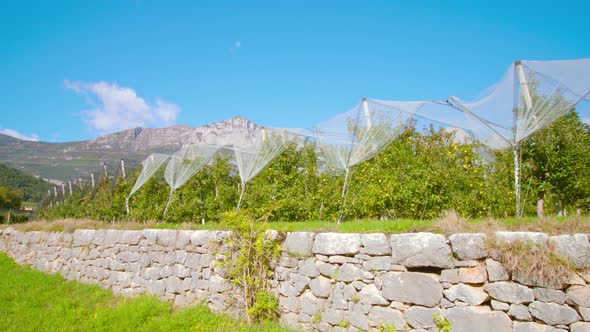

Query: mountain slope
[
  {"left": 0, "top": 163, "right": 53, "bottom": 201},
  {"left": 0, "top": 117, "right": 261, "bottom": 182}
]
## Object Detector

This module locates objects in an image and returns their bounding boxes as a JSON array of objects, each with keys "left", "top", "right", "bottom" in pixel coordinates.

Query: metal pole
[
  {"left": 78, "top": 177, "right": 83, "bottom": 190},
  {"left": 513, "top": 60, "right": 532, "bottom": 217},
  {"left": 120, "top": 160, "right": 126, "bottom": 179},
  {"left": 68, "top": 181, "right": 73, "bottom": 196},
  {"left": 103, "top": 164, "right": 108, "bottom": 178},
  {"left": 91, "top": 173, "right": 95, "bottom": 190},
  {"left": 362, "top": 98, "right": 372, "bottom": 129}
]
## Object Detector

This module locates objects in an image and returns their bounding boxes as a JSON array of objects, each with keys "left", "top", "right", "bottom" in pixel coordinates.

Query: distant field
[{"left": 0, "top": 253, "right": 289, "bottom": 332}]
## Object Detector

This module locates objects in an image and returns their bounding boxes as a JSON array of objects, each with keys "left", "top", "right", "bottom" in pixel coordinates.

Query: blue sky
[{"left": 1, "top": 0, "right": 588, "bottom": 142}]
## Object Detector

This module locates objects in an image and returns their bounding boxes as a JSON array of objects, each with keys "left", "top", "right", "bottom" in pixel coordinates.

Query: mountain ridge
[{"left": 0, "top": 116, "right": 261, "bottom": 182}]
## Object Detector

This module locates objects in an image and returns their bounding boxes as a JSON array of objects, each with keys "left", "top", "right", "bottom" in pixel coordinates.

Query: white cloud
[
  {"left": 0, "top": 128, "right": 40, "bottom": 141},
  {"left": 65, "top": 80, "right": 180, "bottom": 134},
  {"left": 230, "top": 40, "right": 242, "bottom": 53},
  {"left": 583, "top": 118, "right": 590, "bottom": 125}
]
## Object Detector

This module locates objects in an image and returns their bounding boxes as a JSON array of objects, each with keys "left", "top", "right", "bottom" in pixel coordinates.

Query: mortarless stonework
[{"left": 1, "top": 228, "right": 589, "bottom": 332}]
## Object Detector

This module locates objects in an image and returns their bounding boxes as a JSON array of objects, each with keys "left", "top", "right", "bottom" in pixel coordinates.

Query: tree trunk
[{"left": 536, "top": 195, "right": 544, "bottom": 219}]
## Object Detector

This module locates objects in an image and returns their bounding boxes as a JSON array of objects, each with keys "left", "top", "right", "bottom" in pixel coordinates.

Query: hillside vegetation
[
  {"left": 0, "top": 163, "right": 53, "bottom": 202},
  {"left": 38, "top": 112, "right": 590, "bottom": 223}
]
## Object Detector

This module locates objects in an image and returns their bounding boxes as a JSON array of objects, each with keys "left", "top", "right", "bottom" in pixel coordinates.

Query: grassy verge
[
  {"left": 0, "top": 252, "right": 289, "bottom": 332},
  {"left": 2, "top": 213, "right": 590, "bottom": 235}
]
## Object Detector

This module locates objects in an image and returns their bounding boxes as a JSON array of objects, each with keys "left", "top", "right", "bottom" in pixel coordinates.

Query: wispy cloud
[
  {"left": 583, "top": 118, "right": 590, "bottom": 125},
  {"left": 230, "top": 40, "right": 242, "bottom": 53},
  {"left": 0, "top": 128, "right": 40, "bottom": 141},
  {"left": 65, "top": 80, "right": 180, "bottom": 134}
]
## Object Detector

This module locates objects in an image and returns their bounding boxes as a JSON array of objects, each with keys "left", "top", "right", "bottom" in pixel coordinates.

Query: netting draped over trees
[
  {"left": 163, "top": 144, "right": 221, "bottom": 217},
  {"left": 376, "top": 59, "right": 590, "bottom": 216},
  {"left": 313, "top": 98, "right": 420, "bottom": 222},
  {"left": 126, "top": 153, "right": 170, "bottom": 214},
  {"left": 230, "top": 128, "right": 299, "bottom": 212},
  {"left": 41, "top": 58, "right": 590, "bottom": 222}
]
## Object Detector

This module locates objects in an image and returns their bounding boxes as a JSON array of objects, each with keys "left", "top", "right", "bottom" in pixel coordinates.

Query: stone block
[
  {"left": 484, "top": 282, "right": 534, "bottom": 304},
  {"left": 390, "top": 233, "right": 453, "bottom": 268},
  {"left": 443, "top": 284, "right": 489, "bottom": 305},
  {"left": 404, "top": 306, "right": 442, "bottom": 329},
  {"left": 380, "top": 272, "right": 442, "bottom": 307},
  {"left": 567, "top": 286, "right": 590, "bottom": 307},
  {"left": 534, "top": 287, "right": 566, "bottom": 304},
  {"left": 449, "top": 233, "right": 487, "bottom": 260},
  {"left": 312, "top": 233, "right": 361, "bottom": 256},
  {"left": 529, "top": 301, "right": 580, "bottom": 325},
  {"left": 282, "top": 232, "right": 315, "bottom": 257},
  {"left": 445, "top": 306, "right": 511, "bottom": 332},
  {"left": 551, "top": 234, "right": 590, "bottom": 269},
  {"left": 360, "top": 233, "right": 390, "bottom": 255}
]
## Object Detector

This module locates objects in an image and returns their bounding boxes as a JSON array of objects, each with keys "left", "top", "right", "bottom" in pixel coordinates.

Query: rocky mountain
[{"left": 0, "top": 117, "right": 261, "bottom": 182}]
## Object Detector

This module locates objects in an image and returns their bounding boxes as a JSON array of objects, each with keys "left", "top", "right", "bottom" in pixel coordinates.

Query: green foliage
[
  {"left": 0, "top": 186, "right": 22, "bottom": 209},
  {"left": 38, "top": 112, "right": 589, "bottom": 222},
  {"left": 377, "top": 322, "right": 397, "bottom": 332},
  {"left": 521, "top": 111, "right": 590, "bottom": 213},
  {"left": 0, "top": 252, "right": 290, "bottom": 332},
  {"left": 0, "top": 163, "right": 53, "bottom": 202},
  {"left": 218, "top": 212, "right": 281, "bottom": 325},
  {"left": 433, "top": 313, "right": 452, "bottom": 332}
]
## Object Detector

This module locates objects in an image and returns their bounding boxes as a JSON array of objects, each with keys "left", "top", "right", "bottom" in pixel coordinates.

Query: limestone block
[
  {"left": 484, "top": 282, "right": 534, "bottom": 304},
  {"left": 529, "top": 301, "right": 580, "bottom": 325},
  {"left": 390, "top": 233, "right": 453, "bottom": 268},
  {"left": 404, "top": 306, "right": 442, "bottom": 329},
  {"left": 534, "top": 287, "right": 566, "bottom": 304},
  {"left": 509, "top": 304, "right": 532, "bottom": 321},
  {"left": 567, "top": 286, "right": 590, "bottom": 307},
  {"left": 486, "top": 258, "right": 509, "bottom": 282},
  {"left": 282, "top": 232, "right": 315, "bottom": 257},
  {"left": 445, "top": 306, "right": 511, "bottom": 332},
  {"left": 449, "top": 233, "right": 487, "bottom": 260},
  {"left": 312, "top": 233, "right": 361, "bottom": 256},
  {"left": 360, "top": 233, "right": 391, "bottom": 255},
  {"left": 380, "top": 272, "right": 442, "bottom": 307},
  {"left": 309, "top": 275, "right": 332, "bottom": 298},
  {"left": 551, "top": 234, "right": 590, "bottom": 269},
  {"left": 443, "top": 284, "right": 489, "bottom": 305}
]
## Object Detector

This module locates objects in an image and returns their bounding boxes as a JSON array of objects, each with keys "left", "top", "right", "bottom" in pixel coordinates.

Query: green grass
[{"left": 0, "top": 252, "right": 290, "bottom": 332}]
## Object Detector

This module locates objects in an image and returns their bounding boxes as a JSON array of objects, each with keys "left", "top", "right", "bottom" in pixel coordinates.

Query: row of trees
[
  {"left": 0, "top": 186, "right": 22, "bottom": 210},
  {"left": 38, "top": 112, "right": 590, "bottom": 223}
]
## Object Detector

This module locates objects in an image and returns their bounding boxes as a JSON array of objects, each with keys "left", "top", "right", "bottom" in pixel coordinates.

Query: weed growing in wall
[{"left": 218, "top": 212, "right": 281, "bottom": 325}]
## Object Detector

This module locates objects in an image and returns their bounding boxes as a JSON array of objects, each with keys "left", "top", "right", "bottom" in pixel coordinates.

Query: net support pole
[
  {"left": 91, "top": 173, "right": 95, "bottom": 190},
  {"left": 236, "top": 181, "right": 246, "bottom": 214},
  {"left": 514, "top": 60, "right": 532, "bottom": 217},
  {"left": 337, "top": 167, "right": 351, "bottom": 224},
  {"left": 514, "top": 146, "right": 521, "bottom": 217},
  {"left": 163, "top": 190, "right": 174, "bottom": 219},
  {"left": 120, "top": 160, "right": 126, "bottom": 179},
  {"left": 68, "top": 181, "right": 73, "bottom": 196},
  {"left": 362, "top": 98, "right": 372, "bottom": 129}
]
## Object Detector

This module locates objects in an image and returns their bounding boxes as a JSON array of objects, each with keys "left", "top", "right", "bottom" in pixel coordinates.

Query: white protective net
[
  {"left": 126, "top": 153, "right": 170, "bottom": 213},
  {"left": 313, "top": 98, "right": 419, "bottom": 222},
  {"left": 162, "top": 144, "right": 221, "bottom": 216},
  {"left": 230, "top": 127, "right": 298, "bottom": 212},
  {"left": 378, "top": 58, "right": 590, "bottom": 215}
]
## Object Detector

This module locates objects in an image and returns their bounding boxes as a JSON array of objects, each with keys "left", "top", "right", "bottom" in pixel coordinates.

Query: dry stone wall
[{"left": 1, "top": 228, "right": 590, "bottom": 332}]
